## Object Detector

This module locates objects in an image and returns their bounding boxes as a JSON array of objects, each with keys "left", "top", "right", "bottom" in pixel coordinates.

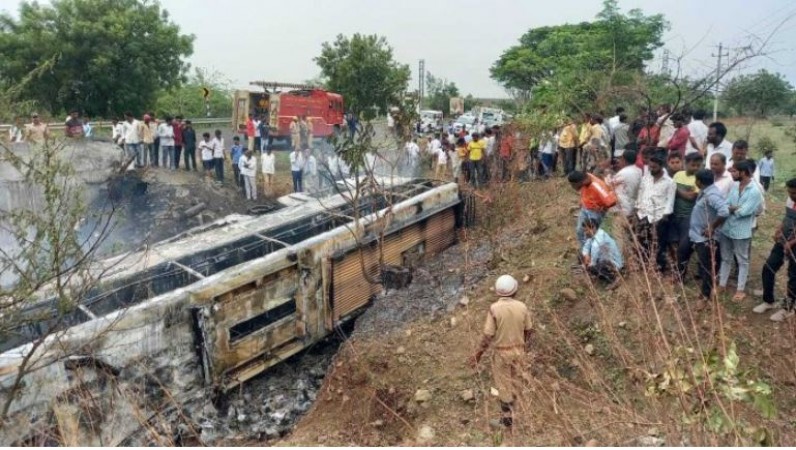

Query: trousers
[
  {"left": 492, "top": 348, "right": 525, "bottom": 404},
  {"left": 243, "top": 175, "right": 256, "bottom": 200},
  {"left": 718, "top": 234, "right": 751, "bottom": 291},
  {"left": 762, "top": 242, "right": 796, "bottom": 308}
]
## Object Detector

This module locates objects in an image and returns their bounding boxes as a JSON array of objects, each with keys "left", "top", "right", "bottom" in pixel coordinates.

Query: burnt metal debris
[{"left": 0, "top": 177, "right": 464, "bottom": 446}]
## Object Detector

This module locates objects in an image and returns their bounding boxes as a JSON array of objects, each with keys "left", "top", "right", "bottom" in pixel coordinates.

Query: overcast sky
[{"left": 2, "top": 0, "right": 796, "bottom": 98}]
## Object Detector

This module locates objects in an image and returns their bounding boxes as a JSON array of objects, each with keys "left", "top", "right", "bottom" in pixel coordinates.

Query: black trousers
[
  {"left": 694, "top": 240, "right": 719, "bottom": 297},
  {"left": 183, "top": 145, "right": 197, "bottom": 170},
  {"left": 174, "top": 145, "right": 183, "bottom": 169},
  {"left": 762, "top": 242, "right": 796, "bottom": 308},
  {"left": 675, "top": 216, "right": 693, "bottom": 276},
  {"left": 562, "top": 147, "right": 576, "bottom": 175},
  {"left": 760, "top": 176, "right": 771, "bottom": 192},
  {"left": 634, "top": 217, "right": 668, "bottom": 271}
]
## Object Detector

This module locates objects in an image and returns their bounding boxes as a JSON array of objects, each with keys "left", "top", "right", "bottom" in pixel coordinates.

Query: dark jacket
[{"left": 182, "top": 127, "right": 197, "bottom": 148}]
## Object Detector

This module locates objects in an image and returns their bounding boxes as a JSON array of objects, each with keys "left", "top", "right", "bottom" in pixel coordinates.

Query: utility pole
[
  {"left": 418, "top": 59, "right": 425, "bottom": 106},
  {"left": 711, "top": 43, "right": 729, "bottom": 122},
  {"left": 661, "top": 49, "right": 670, "bottom": 77}
]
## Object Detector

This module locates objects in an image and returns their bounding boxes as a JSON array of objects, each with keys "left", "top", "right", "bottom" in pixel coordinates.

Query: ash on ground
[
  {"left": 178, "top": 337, "right": 343, "bottom": 446},
  {"left": 352, "top": 234, "right": 496, "bottom": 337}
]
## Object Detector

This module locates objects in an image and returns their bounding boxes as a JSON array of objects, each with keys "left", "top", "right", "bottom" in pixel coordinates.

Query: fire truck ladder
[{"left": 250, "top": 81, "right": 319, "bottom": 91}]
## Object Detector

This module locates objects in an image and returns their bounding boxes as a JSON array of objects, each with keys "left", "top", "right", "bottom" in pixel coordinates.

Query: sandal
[{"left": 732, "top": 292, "right": 747, "bottom": 302}]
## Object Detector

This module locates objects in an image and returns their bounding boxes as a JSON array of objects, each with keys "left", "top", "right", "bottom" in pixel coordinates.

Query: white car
[{"left": 453, "top": 115, "right": 476, "bottom": 134}]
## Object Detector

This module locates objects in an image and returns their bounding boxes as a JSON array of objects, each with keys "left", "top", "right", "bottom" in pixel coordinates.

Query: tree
[
  {"left": 155, "top": 67, "right": 232, "bottom": 119},
  {"left": 490, "top": 0, "right": 666, "bottom": 112},
  {"left": 315, "top": 34, "right": 410, "bottom": 119},
  {"left": 722, "top": 69, "right": 794, "bottom": 117},
  {"left": 424, "top": 72, "right": 460, "bottom": 116},
  {"left": 0, "top": 0, "right": 194, "bottom": 117}
]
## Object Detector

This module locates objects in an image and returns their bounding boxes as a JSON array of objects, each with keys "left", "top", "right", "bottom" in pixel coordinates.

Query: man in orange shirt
[{"left": 568, "top": 170, "right": 617, "bottom": 245}]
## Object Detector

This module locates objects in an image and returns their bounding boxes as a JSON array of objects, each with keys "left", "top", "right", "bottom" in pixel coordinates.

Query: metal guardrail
[{"left": 0, "top": 117, "right": 230, "bottom": 133}]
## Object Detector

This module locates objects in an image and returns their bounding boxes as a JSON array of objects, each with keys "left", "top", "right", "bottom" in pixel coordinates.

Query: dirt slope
[{"left": 278, "top": 179, "right": 796, "bottom": 447}]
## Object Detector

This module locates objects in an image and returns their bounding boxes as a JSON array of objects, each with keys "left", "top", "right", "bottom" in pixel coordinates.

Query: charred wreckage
[{"left": 0, "top": 177, "right": 465, "bottom": 445}]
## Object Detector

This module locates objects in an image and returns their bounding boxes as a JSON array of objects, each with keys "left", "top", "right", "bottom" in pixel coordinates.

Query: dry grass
[{"left": 281, "top": 176, "right": 796, "bottom": 447}]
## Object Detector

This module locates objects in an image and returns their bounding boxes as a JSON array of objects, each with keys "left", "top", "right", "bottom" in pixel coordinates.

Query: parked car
[{"left": 453, "top": 115, "right": 476, "bottom": 134}]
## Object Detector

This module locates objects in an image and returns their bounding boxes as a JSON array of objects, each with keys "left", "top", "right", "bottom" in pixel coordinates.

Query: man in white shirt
[
  {"left": 428, "top": 134, "right": 442, "bottom": 171},
  {"left": 304, "top": 148, "right": 319, "bottom": 190},
  {"left": 686, "top": 110, "right": 708, "bottom": 155},
  {"left": 607, "top": 107, "right": 624, "bottom": 132},
  {"left": 238, "top": 149, "right": 258, "bottom": 200},
  {"left": 111, "top": 118, "right": 123, "bottom": 147},
  {"left": 261, "top": 147, "right": 276, "bottom": 192},
  {"left": 758, "top": 150, "right": 774, "bottom": 192},
  {"left": 212, "top": 129, "right": 225, "bottom": 182},
  {"left": 705, "top": 122, "right": 733, "bottom": 161},
  {"left": 539, "top": 131, "right": 558, "bottom": 178},
  {"left": 656, "top": 104, "right": 674, "bottom": 147},
  {"left": 253, "top": 117, "right": 262, "bottom": 153},
  {"left": 157, "top": 116, "right": 175, "bottom": 169},
  {"left": 405, "top": 139, "right": 420, "bottom": 171},
  {"left": 121, "top": 112, "right": 144, "bottom": 167},
  {"left": 709, "top": 153, "right": 733, "bottom": 197},
  {"left": 634, "top": 154, "right": 676, "bottom": 272},
  {"left": 290, "top": 147, "right": 305, "bottom": 192},
  {"left": 609, "top": 150, "right": 642, "bottom": 219}
]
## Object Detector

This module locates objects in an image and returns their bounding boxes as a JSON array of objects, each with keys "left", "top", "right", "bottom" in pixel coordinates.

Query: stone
[
  {"left": 450, "top": 317, "right": 458, "bottom": 327},
  {"left": 460, "top": 389, "right": 475, "bottom": 402},
  {"left": 637, "top": 436, "right": 665, "bottom": 447},
  {"left": 618, "top": 321, "right": 627, "bottom": 329},
  {"left": 459, "top": 296, "right": 470, "bottom": 306},
  {"left": 560, "top": 288, "right": 578, "bottom": 301},
  {"left": 585, "top": 439, "right": 599, "bottom": 447},
  {"left": 488, "top": 419, "right": 502, "bottom": 429},
  {"left": 414, "top": 389, "right": 432, "bottom": 403},
  {"left": 490, "top": 387, "right": 500, "bottom": 397},
  {"left": 522, "top": 274, "right": 531, "bottom": 283},
  {"left": 395, "top": 346, "right": 406, "bottom": 355},
  {"left": 371, "top": 420, "right": 384, "bottom": 428},
  {"left": 647, "top": 427, "right": 660, "bottom": 437},
  {"left": 585, "top": 344, "right": 595, "bottom": 356},
  {"left": 753, "top": 288, "right": 764, "bottom": 297},
  {"left": 417, "top": 425, "right": 435, "bottom": 443}
]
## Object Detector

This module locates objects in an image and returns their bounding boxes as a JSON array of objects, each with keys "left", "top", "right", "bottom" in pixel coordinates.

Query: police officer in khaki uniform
[{"left": 470, "top": 274, "right": 532, "bottom": 428}]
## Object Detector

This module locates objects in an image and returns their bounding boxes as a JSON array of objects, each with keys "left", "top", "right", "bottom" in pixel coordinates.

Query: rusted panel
[
  {"left": 332, "top": 245, "right": 381, "bottom": 322},
  {"left": 424, "top": 209, "right": 456, "bottom": 255}
]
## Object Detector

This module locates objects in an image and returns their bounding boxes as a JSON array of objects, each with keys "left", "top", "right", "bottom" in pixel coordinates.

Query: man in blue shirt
[
  {"left": 230, "top": 136, "right": 245, "bottom": 191},
  {"left": 684, "top": 169, "right": 730, "bottom": 303},
  {"left": 718, "top": 159, "right": 763, "bottom": 301},
  {"left": 581, "top": 218, "right": 623, "bottom": 287}
]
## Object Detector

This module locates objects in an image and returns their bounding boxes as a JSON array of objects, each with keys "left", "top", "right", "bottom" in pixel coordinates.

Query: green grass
[{"left": 725, "top": 117, "right": 795, "bottom": 181}]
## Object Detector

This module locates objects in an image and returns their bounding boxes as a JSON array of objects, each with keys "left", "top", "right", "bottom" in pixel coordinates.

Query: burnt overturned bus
[{"left": 0, "top": 178, "right": 462, "bottom": 446}]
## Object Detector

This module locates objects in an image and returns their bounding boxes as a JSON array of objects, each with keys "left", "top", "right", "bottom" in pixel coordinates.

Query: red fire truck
[{"left": 232, "top": 81, "right": 344, "bottom": 147}]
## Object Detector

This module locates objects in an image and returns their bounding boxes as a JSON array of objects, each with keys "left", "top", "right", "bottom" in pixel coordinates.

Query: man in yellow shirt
[
  {"left": 558, "top": 118, "right": 578, "bottom": 175},
  {"left": 467, "top": 133, "right": 487, "bottom": 187}
]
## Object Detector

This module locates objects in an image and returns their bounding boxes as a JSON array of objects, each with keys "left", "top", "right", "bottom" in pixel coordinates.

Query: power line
[{"left": 711, "top": 43, "right": 729, "bottom": 122}]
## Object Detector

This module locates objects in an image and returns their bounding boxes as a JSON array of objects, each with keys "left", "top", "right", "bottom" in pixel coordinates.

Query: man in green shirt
[{"left": 675, "top": 153, "right": 704, "bottom": 278}]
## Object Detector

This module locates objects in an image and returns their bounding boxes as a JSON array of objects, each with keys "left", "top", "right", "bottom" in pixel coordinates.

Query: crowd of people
[
  {"left": 409, "top": 105, "right": 790, "bottom": 322},
  {"left": 5, "top": 110, "right": 353, "bottom": 200},
  {"left": 559, "top": 106, "right": 791, "bottom": 322}
]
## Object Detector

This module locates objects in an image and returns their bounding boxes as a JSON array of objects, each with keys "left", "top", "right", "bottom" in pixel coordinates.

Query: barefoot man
[{"left": 470, "top": 275, "right": 533, "bottom": 428}]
